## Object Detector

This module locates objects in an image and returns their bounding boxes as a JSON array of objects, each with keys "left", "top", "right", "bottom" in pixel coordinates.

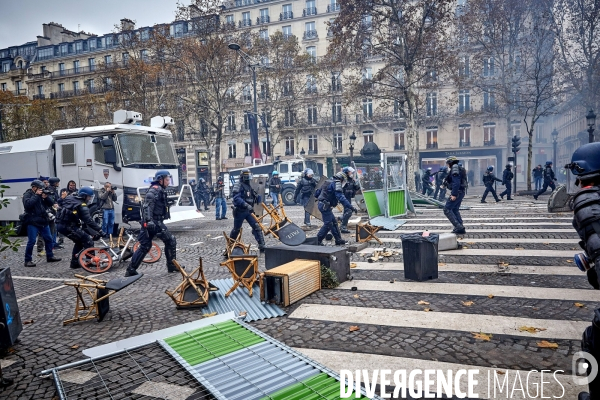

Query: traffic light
[{"left": 512, "top": 136, "right": 521, "bottom": 153}]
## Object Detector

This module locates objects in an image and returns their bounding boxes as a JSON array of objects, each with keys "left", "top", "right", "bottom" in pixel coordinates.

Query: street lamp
[
  {"left": 349, "top": 131, "right": 357, "bottom": 164},
  {"left": 587, "top": 109, "right": 596, "bottom": 143},
  {"left": 551, "top": 128, "right": 559, "bottom": 167},
  {"left": 228, "top": 43, "right": 271, "bottom": 157}
]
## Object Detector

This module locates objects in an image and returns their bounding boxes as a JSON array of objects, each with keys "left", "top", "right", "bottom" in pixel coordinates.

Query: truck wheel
[{"left": 282, "top": 188, "right": 296, "bottom": 206}]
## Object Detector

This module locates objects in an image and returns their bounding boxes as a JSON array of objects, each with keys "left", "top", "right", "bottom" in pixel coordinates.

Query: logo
[
  {"left": 573, "top": 351, "right": 598, "bottom": 386},
  {"left": 103, "top": 169, "right": 110, "bottom": 179}
]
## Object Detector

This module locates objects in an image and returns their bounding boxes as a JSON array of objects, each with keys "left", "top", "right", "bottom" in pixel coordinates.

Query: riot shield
[
  {"left": 548, "top": 185, "right": 574, "bottom": 213},
  {"left": 250, "top": 176, "right": 267, "bottom": 216},
  {"left": 304, "top": 176, "right": 328, "bottom": 221}
]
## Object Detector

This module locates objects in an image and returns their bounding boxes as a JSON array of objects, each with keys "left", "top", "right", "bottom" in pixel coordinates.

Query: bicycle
[{"left": 78, "top": 225, "right": 162, "bottom": 274}]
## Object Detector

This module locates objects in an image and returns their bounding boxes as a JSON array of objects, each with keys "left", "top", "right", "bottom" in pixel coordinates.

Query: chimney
[{"left": 120, "top": 18, "right": 135, "bottom": 31}]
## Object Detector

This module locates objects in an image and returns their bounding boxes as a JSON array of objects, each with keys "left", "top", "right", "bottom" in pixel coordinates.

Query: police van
[{"left": 0, "top": 110, "right": 197, "bottom": 225}]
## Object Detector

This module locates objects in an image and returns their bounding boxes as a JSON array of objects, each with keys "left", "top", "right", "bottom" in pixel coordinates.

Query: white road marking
[
  {"left": 377, "top": 229, "right": 574, "bottom": 234},
  {"left": 189, "top": 242, "right": 204, "bottom": 246},
  {"left": 374, "top": 237, "right": 579, "bottom": 244},
  {"left": 357, "top": 247, "right": 576, "bottom": 257},
  {"left": 352, "top": 262, "right": 580, "bottom": 276},
  {"left": 402, "top": 222, "right": 573, "bottom": 227},
  {"left": 12, "top": 276, "right": 66, "bottom": 281},
  {"left": 18, "top": 285, "right": 69, "bottom": 301}
]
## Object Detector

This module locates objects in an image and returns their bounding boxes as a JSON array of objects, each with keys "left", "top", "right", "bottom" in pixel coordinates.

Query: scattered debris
[
  {"left": 239, "top": 311, "right": 247, "bottom": 317},
  {"left": 71, "top": 345, "right": 79, "bottom": 350},
  {"left": 575, "top": 303, "right": 585, "bottom": 308},
  {"left": 537, "top": 340, "right": 559, "bottom": 349},
  {"left": 518, "top": 326, "right": 547, "bottom": 334},
  {"left": 566, "top": 260, "right": 574, "bottom": 263},
  {"left": 202, "top": 312, "right": 217, "bottom": 318},
  {"left": 353, "top": 294, "right": 360, "bottom": 299},
  {"left": 423, "top": 308, "right": 432, "bottom": 312},
  {"left": 349, "top": 326, "right": 360, "bottom": 332},
  {"left": 350, "top": 263, "right": 357, "bottom": 269},
  {"left": 488, "top": 294, "right": 495, "bottom": 299},
  {"left": 472, "top": 332, "right": 492, "bottom": 341},
  {"left": 417, "top": 300, "right": 430, "bottom": 305},
  {"left": 330, "top": 297, "right": 340, "bottom": 301},
  {"left": 351, "top": 286, "right": 358, "bottom": 291},
  {"left": 515, "top": 247, "right": 525, "bottom": 250},
  {"left": 461, "top": 301, "right": 474, "bottom": 307},
  {"left": 23, "top": 319, "right": 34, "bottom": 325}
]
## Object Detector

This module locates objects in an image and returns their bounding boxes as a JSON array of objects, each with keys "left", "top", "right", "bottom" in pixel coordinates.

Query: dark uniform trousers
[
  {"left": 317, "top": 202, "right": 342, "bottom": 242},
  {"left": 443, "top": 191, "right": 465, "bottom": 228},
  {"left": 57, "top": 224, "right": 94, "bottom": 267},
  {"left": 230, "top": 209, "right": 263, "bottom": 243},
  {"left": 130, "top": 221, "right": 177, "bottom": 271},
  {"left": 482, "top": 184, "right": 499, "bottom": 201},
  {"left": 500, "top": 183, "right": 512, "bottom": 199}
]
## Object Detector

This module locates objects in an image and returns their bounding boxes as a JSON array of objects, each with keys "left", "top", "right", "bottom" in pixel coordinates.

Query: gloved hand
[
  {"left": 143, "top": 220, "right": 156, "bottom": 232},
  {"left": 352, "top": 206, "right": 358, "bottom": 214},
  {"left": 92, "top": 233, "right": 101, "bottom": 241},
  {"left": 246, "top": 203, "right": 254, "bottom": 212}
]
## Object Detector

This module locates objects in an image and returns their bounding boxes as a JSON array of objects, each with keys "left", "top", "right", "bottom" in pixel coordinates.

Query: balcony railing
[
  {"left": 226, "top": 125, "right": 237, "bottom": 132},
  {"left": 303, "top": 30, "right": 318, "bottom": 40},
  {"left": 239, "top": 19, "right": 252, "bottom": 27},
  {"left": 257, "top": 15, "right": 270, "bottom": 24},
  {"left": 13, "top": 89, "right": 27, "bottom": 96},
  {"left": 308, "top": 149, "right": 318, "bottom": 155},
  {"left": 426, "top": 143, "right": 438, "bottom": 149},
  {"left": 50, "top": 86, "right": 109, "bottom": 99},
  {"left": 33, "top": 94, "right": 46, "bottom": 100},
  {"left": 394, "top": 144, "right": 405, "bottom": 150},
  {"left": 484, "top": 139, "right": 496, "bottom": 146},
  {"left": 327, "top": 3, "right": 340, "bottom": 12},
  {"left": 303, "top": 7, "right": 317, "bottom": 16},
  {"left": 280, "top": 11, "right": 293, "bottom": 20},
  {"left": 305, "top": 87, "right": 318, "bottom": 94},
  {"left": 459, "top": 140, "right": 471, "bottom": 147},
  {"left": 54, "top": 65, "right": 97, "bottom": 77}
]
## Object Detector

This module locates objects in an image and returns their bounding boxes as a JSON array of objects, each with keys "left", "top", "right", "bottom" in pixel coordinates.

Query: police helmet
[
  {"left": 240, "top": 168, "right": 252, "bottom": 182},
  {"left": 31, "top": 180, "right": 44, "bottom": 189},
  {"left": 545, "top": 161, "right": 553, "bottom": 166},
  {"left": 506, "top": 164, "right": 512, "bottom": 169},
  {"left": 272, "top": 171, "right": 279, "bottom": 175},
  {"left": 334, "top": 171, "right": 347, "bottom": 182},
  {"left": 189, "top": 179, "right": 196, "bottom": 185},
  {"left": 39, "top": 176, "right": 49, "bottom": 182},
  {"left": 304, "top": 168, "right": 314, "bottom": 178},
  {"left": 217, "top": 176, "right": 224, "bottom": 182},
  {"left": 78, "top": 187, "right": 95, "bottom": 202},
  {"left": 49, "top": 177, "right": 60, "bottom": 185},
  {"left": 487, "top": 166, "right": 494, "bottom": 171},
  {"left": 154, "top": 170, "right": 171, "bottom": 182},
  {"left": 342, "top": 166, "right": 355, "bottom": 178},
  {"left": 199, "top": 178, "right": 205, "bottom": 183},
  {"left": 566, "top": 142, "right": 600, "bottom": 177},
  {"left": 445, "top": 156, "right": 459, "bottom": 165}
]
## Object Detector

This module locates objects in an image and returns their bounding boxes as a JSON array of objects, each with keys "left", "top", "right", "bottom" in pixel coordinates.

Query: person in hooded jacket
[{"left": 294, "top": 168, "right": 317, "bottom": 226}]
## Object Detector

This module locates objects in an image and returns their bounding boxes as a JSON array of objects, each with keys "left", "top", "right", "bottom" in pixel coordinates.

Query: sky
[{"left": 0, "top": 0, "right": 184, "bottom": 49}]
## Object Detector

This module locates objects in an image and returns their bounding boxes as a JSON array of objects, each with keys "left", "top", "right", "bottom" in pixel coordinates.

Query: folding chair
[
  {"left": 223, "top": 229, "right": 251, "bottom": 257},
  {"left": 253, "top": 196, "right": 306, "bottom": 245},
  {"left": 220, "top": 255, "right": 262, "bottom": 297},
  {"left": 63, "top": 273, "right": 143, "bottom": 325},
  {"left": 165, "top": 258, "right": 215, "bottom": 309},
  {"left": 355, "top": 222, "right": 382, "bottom": 244}
]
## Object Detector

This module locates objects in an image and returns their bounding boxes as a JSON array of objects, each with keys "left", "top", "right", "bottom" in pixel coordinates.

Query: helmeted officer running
[
  {"left": 533, "top": 161, "right": 557, "bottom": 200},
  {"left": 340, "top": 167, "right": 360, "bottom": 234},
  {"left": 421, "top": 168, "right": 434, "bottom": 196},
  {"left": 230, "top": 168, "right": 266, "bottom": 251},
  {"left": 500, "top": 164, "right": 514, "bottom": 200},
  {"left": 481, "top": 166, "right": 502, "bottom": 203},
  {"left": 57, "top": 187, "right": 102, "bottom": 269},
  {"left": 316, "top": 169, "right": 356, "bottom": 245},
  {"left": 433, "top": 167, "right": 448, "bottom": 201},
  {"left": 295, "top": 168, "right": 317, "bottom": 227},
  {"left": 125, "top": 170, "right": 178, "bottom": 276},
  {"left": 564, "top": 143, "right": 600, "bottom": 400},
  {"left": 443, "top": 156, "right": 468, "bottom": 235}
]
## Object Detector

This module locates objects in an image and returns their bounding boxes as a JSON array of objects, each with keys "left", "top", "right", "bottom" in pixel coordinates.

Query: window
[
  {"left": 87, "top": 79, "right": 95, "bottom": 91},
  {"left": 484, "top": 122, "right": 496, "bottom": 145},
  {"left": 37, "top": 85, "right": 44, "bottom": 95},
  {"left": 73, "top": 81, "right": 80, "bottom": 92},
  {"left": 243, "top": 113, "right": 249, "bottom": 130},
  {"left": 285, "top": 109, "right": 295, "bottom": 126},
  {"left": 363, "top": 131, "right": 374, "bottom": 144},
  {"left": 285, "top": 136, "right": 294, "bottom": 155},
  {"left": 73, "top": 60, "right": 80, "bottom": 72},
  {"left": 61, "top": 143, "right": 76, "bottom": 165},
  {"left": 15, "top": 81, "right": 22, "bottom": 91},
  {"left": 259, "top": 83, "right": 269, "bottom": 99},
  {"left": 227, "top": 112, "right": 236, "bottom": 131},
  {"left": 305, "top": 0, "right": 316, "bottom": 16},
  {"left": 308, "top": 135, "right": 318, "bottom": 154},
  {"left": 283, "top": 80, "right": 293, "bottom": 96},
  {"left": 1, "top": 62, "right": 9, "bottom": 72},
  {"left": 140, "top": 30, "right": 150, "bottom": 41},
  {"left": 329, "top": 0, "right": 340, "bottom": 12},
  {"left": 103, "top": 77, "right": 112, "bottom": 89},
  {"left": 244, "top": 142, "right": 251, "bottom": 157},
  {"left": 535, "top": 123, "right": 544, "bottom": 143},
  {"left": 226, "top": 15, "right": 234, "bottom": 25},
  {"left": 259, "top": 29, "right": 269, "bottom": 41},
  {"left": 306, "top": 46, "right": 317, "bottom": 62},
  {"left": 458, "top": 90, "right": 470, "bottom": 113},
  {"left": 0, "top": 83, "right": 6, "bottom": 91},
  {"left": 58, "top": 83, "right": 65, "bottom": 92},
  {"left": 242, "top": 85, "right": 252, "bottom": 101},
  {"left": 333, "top": 132, "right": 343, "bottom": 152},
  {"left": 459, "top": 124, "right": 471, "bottom": 147},
  {"left": 331, "top": 73, "right": 341, "bottom": 91},
  {"left": 282, "top": 25, "right": 292, "bottom": 37},
  {"left": 122, "top": 53, "right": 129, "bottom": 65},
  {"left": 88, "top": 58, "right": 96, "bottom": 71},
  {"left": 483, "top": 57, "right": 495, "bottom": 77},
  {"left": 394, "top": 99, "right": 404, "bottom": 118},
  {"left": 304, "top": 21, "right": 317, "bottom": 39},
  {"left": 282, "top": 4, "right": 293, "bottom": 20},
  {"left": 427, "top": 66, "right": 437, "bottom": 81},
  {"left": 140, "top": 49, "right": 148, "bottom": 62},
  {"left": 483, "top": 89, "right": 495, "bottom": 110},
  {"left": 394, "top": 129, "right": 405, "bottom": 150},
  {"left": 75, "top": 42, "right": 83, "bottom": 53},
  {"left": 37, "top": 47, "right": 53, "bottom": 60},
  {"left": 306, "top": 74, "right": 316, "bottom": 92},
  {"left": 511, "top": 121, "right": 521, "bottom": 137},
  {"left": 307, "top": 105, "right": 317, "bottom": 125},
  {"left": 426, "top": 92, "right": 437, "bottom": 117},
  {"left": 259, "top": 8, "right": 270, "bottom": 23},
  {"left": 228, "top": 143, "right": 237, "bottom": 158},
  {"left": 242, "top": 12, "right": 251, "bottom": 26},
  {"left": 362, "top": 67, "right": 372, "bottom": 82},
  {"left": 104, "top": 55, "right": 112, "bottom": 65},
  {"left": 459, "top": 56, "right": 470, "bottom": 77},
  {"left": 332, "top": 101, "right": 342, "bottom": 123},
  {"left": 426, "top": 127, "right": 438, "bottom": 148},
  {"left": 362, "top": 98, "right": 373, "bottom": 120},
  {"left": 94, "top": 141, "right": 107, "bottom": 164}
]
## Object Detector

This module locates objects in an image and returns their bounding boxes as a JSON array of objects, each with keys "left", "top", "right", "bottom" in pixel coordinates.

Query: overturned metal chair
[
  {"left": 223, "top": 229, "right": 251, "bottom": 258},
  {"left": 165, "top": 258, "right": 215, "bottom": 309},
  {"left": 220, "top": 255, "right": 262, "bottom": 298},
  {"left": 63, "top": 273, "right": 143, "bottom": 325},
  {"left": 253, "top": 196, "right": 306, "bottom": 246},
  {"left": 355, "top": 221, "right": 382, "bottom": 244}
]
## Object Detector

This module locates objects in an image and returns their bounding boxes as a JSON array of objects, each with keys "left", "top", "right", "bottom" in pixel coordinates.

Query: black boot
[
  {"left": 340, "top": 226, "right": 350, "bottom": 234},
  {"left": 578, "top": 393, "right": 591, "bottom": 400},
  {"left": 70, "top": 258, "right": 81, "bottom": 269},
  {"left": 454, "top": 226, "right": 466, "bottom": 234},
  {"left": 124, "top": 267, "right": 138, "bottom": 277},
  {"left": 335, "top": 239, "right": 348, "bottom": 245}
]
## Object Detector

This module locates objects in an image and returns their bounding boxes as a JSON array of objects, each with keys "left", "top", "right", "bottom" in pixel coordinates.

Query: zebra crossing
[{"left": 277, "top": 200, "right": 595, "bottom": 399}]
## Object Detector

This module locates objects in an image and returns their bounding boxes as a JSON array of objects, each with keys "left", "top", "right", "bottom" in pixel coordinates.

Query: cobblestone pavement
[{"left": 0, "top": 194, "right": 593, "bottom": 399}]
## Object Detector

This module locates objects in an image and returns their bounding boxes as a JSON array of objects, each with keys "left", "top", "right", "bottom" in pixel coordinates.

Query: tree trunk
[
  {"left": 526, "top": 124, "right": 534, "bottom": 191},
  {"left": 214, "top": 127, "right": 222, "bottom": 183},
  {"left": 404, "top": 87, "right": 419, "bottom": 192}
]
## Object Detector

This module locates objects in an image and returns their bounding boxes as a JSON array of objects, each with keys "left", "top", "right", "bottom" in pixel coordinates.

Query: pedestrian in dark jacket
[
  {"left": 294, "top": 168, "right": 317, "bottom": 226},
  {"left": 213, "top": 176, "right": 227, "bottom": 220},
  {"left": 532, "top": 165, "right": 543, "bottom": 191},
  {"left": 534, "top": 161, "right": 557, "bottom": 200},
  {"left": 500, "top": 165, "right": 514, "bottom": 200},
  {"left": 23, "top": 180, "right": 61, "bottom": 267},
  {"left": 268, "top": 171, "right": 282, "bottom": 207}
]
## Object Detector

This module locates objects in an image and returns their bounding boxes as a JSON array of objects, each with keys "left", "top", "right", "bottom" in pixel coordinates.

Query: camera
[{"left": 42, "top": 189, "right": 53, "bottom": 195}]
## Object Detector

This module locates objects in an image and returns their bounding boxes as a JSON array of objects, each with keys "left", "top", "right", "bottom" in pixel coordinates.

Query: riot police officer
[
  {"left": 500, "top": 164, "right": 514, "bottom": 200},
  {"left": 564, "top": 143, "right": 600, "bottom": 400},
  {"left": 533, "top": 161, "right": 557, "bottom": 200},
  {"left": 316, "top": 169, "right": 356, "bottom": 245},
  {"left": 481, "top": 166, "right": 502, "bottom": 203},
  {"left": 433, "top": 167, "right": 448, "bottom": 201},
  {"left": 294, "top": 168, "right": 317, "bottom": 227},
  {"left": 340, "top": 167, "right": 360, "bottom": 234},
  {"left": 230, "top": 168, "right": 266, "bottom": 251},
  {"left": 125, "top": 170, "right": 178, "bottom": 276},
  {"left": 195, "top": 178, "right": 210, "bottom": 211},
  {"left": 57, "top": 187, "right": 102, "bottom": 269},
  {"left": 443, "top": 156, "right": 468, "bottom": 234},
  {"left": 421, "top": 168, "right": 434, "bottom": 196}
]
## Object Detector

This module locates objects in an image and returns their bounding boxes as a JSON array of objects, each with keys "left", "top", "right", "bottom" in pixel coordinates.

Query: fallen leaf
[
  {"left": 207, "top": 234, "right": 211, "bottom": 237},
  {"left": 566, "top": 260, "right": 574, "bottom": 263},
  {"left": 423, "top": 308, "right": 432, "bottom": 312},
  {"left": 349, "top": 326, "right": 360, "bottom": 332},
  {"left": 496, "top": 370, "right": 506, "bottom": 375},
  {"left": 462, "top": 301, "right": 474, "bottom": 307},
  {"left": 575, "top": 302, "right": 585, "bottom": 308},
  {"left": 239, "top": 311, "right": 247, "bottom": 317},
  {"left": 438, "top": 263, "right": 446, "bottom": 266},
  {"left": 519, "top": 326, "right": 547, "bottom": 334},
  {"left": 537, "top": 340, "right": 559, "bottom": 349},
  {"left": 472, "top": 332, "right": 492, "bottom": 341},
  {"left": 515, "top": 247, "right": 525, "bottom": 250},
  {"left": 418, "top": 300, "right": 430, "bottom": 305},
  {"left": 350, "top": 263, "right": 357, "bottom": 269},
  {"left": 499, "top": 262, "right": 509, "bottom": 266},
  {"left": 23, "top": 319, "right": 34, "bottom": 325},
  {"left": 462, "top": 246, "right": 469, "bottom": 249},
  {"left": 532, "top": 307, "right": 540, "bottom": 311},
  {"left": 353, "top": 294, "right": 360, "bottom": 298},
  {"left": 71, "top": 345, "right": 80, "bottom": 350},
  {"left": 543, "top": 242, "right": 550, "bottom": 245},
  {"left": 330, "top": 297, "right": 340, "bottom": 301},
  {"left": 488, "top": 294, "right": 494, "bottom": 299},
  {"left": 467, "top": 242, "right": 475, "bottom": 245},
  {"left": 381, "top": 252, "right": 393, "bottom": 257},
  {"left": 389, "top": 279, "right": 396, "bottom": 283},
  {"left": 457, "top": 237, "right": 463, "bottom": 240},
  {"left": 202, "top": 312, "right": 217, "bottom": 318}
]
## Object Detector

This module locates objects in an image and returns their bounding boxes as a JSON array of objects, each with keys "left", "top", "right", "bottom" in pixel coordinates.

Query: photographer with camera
[
  {"left": 565, "top": 142, "right": 600, "bottom": 400},
  {"left": 22, "top": 180, "right": 62, "bottom": 267},
  {"left": 35, "top": 177, "right": 60, "bottom": 254},
  {"left": 98, "top": 182, "right": 117, "bottom": 239}
]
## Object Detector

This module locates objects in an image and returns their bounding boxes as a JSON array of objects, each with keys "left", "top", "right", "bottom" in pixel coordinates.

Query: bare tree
[{"left": 0, "top": 91, "right": 63, "bottom": 141}]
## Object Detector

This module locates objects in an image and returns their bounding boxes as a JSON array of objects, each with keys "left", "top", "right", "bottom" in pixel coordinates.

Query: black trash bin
[
  {"left": 400, "top": 232, "right": 439, "bottom": 281},
  {"left": 0, "top": 267, "right": 22, "bottom": 350}
]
